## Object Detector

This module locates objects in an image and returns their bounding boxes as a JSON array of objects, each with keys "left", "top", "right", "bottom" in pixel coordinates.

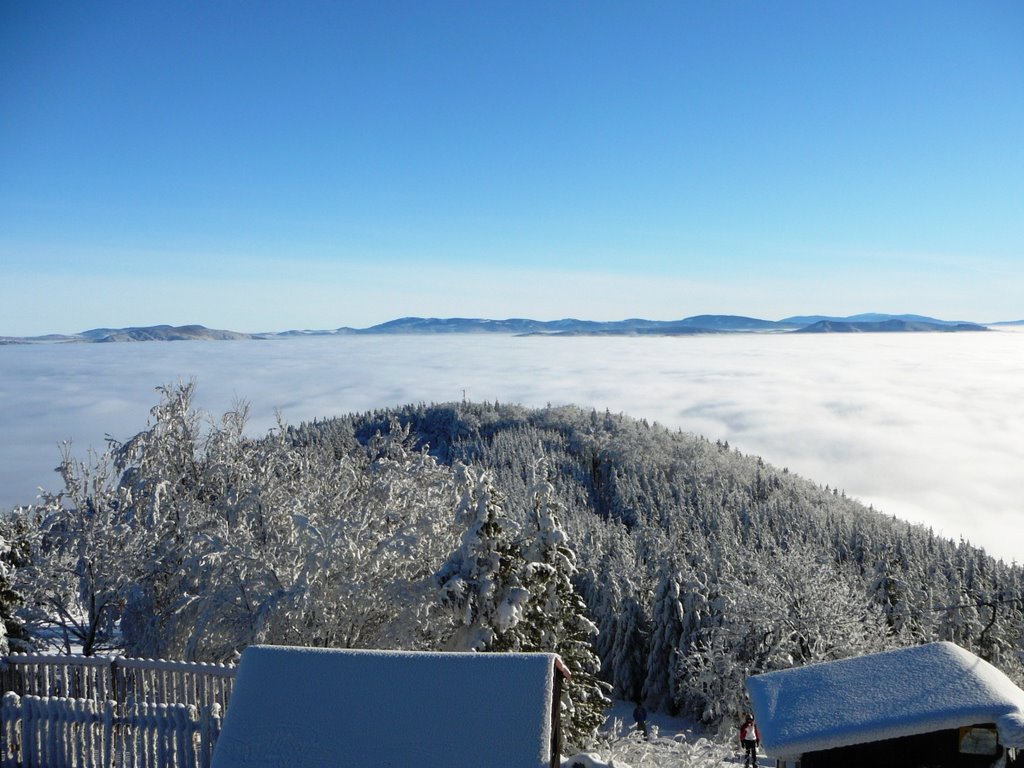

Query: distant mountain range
[{"left": 1, "top": 314, "right": 1014, "bottom": 344}]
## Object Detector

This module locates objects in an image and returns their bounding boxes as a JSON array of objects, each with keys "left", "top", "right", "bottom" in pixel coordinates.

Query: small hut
[
  {"left": 746, "top": 642, "right": 1024, "bottom": 768},
  {"left": 211, "top": 645, "right": 570, "bottom": 768}
]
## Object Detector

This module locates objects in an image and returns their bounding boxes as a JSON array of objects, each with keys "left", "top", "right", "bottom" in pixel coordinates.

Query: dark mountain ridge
[
  {"left": 93, "top": 324, "right": 254, "bottom": 342},
  {"left": 4, "top": 324, "right": 259, "bottom": 343},
  {"left": 783, "top": 312, "right": 973, "bottom": 326},
  {"left": 795, "top": 319, "right": 989, "bottom": 334},
  {"left": 1, "top": 313, "right": 998, "bottom": 342}
]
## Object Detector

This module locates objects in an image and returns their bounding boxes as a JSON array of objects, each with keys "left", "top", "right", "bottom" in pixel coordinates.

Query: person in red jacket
[{"left": 739, "top": 713, "right": 760, "bottom": 767}]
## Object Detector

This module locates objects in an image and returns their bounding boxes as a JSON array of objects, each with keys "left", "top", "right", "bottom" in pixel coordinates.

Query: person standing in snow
[
  {"left": 632, "top": 702, "right": 648, "bottom": 739},
  {"left": 739, "top": 713, "right": 760, "bottom": 767}
]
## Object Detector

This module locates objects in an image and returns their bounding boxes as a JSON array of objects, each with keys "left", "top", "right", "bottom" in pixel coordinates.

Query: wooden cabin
[
  {"left": 746, "top": 642, "right": 1024, "bottom": 768},
  {"left": 212, "top": 645, "right": 570, "bottom": 768}
]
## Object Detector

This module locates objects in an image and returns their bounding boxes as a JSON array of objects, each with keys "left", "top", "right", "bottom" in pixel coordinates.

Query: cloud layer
[{"left": 2, "top": 331, "right": 1021, "bottom": 562}]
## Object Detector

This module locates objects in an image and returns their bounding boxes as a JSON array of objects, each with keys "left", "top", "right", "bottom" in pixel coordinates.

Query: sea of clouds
[{"left": 1, "top": 330, "right": 1021, "bottom": 563}]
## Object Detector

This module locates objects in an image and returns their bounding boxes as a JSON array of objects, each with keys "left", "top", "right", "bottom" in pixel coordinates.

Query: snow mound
[{"left": 562, "top": 753, "right": 629, "bottom": 768}]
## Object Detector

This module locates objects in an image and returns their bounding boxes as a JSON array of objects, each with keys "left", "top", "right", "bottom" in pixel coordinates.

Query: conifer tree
[
  {"left": 0, "top": 516, "right": 32, "bottom": 653},
  {"left": 0, "top": 534, "right": 15, "bottom": 653},
  {"left": 520, "top": 462, "right": 610, "bottom": 752},
  {"left": 644, "top": 563, "right": 684, "bottom": 713},
  {"left": 434, "top": 464, "right": 530, "bottom": 651}
]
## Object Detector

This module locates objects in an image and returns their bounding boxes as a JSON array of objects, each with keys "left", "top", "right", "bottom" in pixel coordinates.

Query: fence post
[
  {"left": 22, "top": 695, "right": 33, "bottom": 768},
  {"left": 176, "top": 705, "right": 195, "bottom": 768},
  {"left": 103, "top": 699, "right": 115, "bottom": 768},
  {"left": 200, "top": 703, "right": 222, "bottom": 768},
  {"left": 1, "top": 692, "right": 19, "bottom": 768},
  {"left": 22, "top": 695, "right": 36, "bottom": 768},
  {"left": 43, "top": 697, "right": 58, "bottom": 768}
]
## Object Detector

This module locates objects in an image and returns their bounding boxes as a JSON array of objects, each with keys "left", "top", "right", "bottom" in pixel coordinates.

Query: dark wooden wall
[{"left": 800, "top": 726, "right": 1002, "bottom": 768}]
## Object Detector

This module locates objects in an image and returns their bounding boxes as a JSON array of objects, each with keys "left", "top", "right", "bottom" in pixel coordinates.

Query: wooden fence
[
  {"left": 0, "top": 654, "right": 236, "bottom": 710},
  {"left": 0, "top": 654, "right": 235, "bottom": 768}
]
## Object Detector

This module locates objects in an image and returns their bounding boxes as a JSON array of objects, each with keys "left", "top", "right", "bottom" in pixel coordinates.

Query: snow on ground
[{"left": 562, "top": 701, "right": 747, "bottom": 768}]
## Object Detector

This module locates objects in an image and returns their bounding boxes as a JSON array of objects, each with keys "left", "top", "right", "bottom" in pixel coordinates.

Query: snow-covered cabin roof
[
  {"left": 211, "top": 645, "right": 564, "bottom": 768},
  {"left": 746, "top": 642, "right": 1024, "bottom": 759}
]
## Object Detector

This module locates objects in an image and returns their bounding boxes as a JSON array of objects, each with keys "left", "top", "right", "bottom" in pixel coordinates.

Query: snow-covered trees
[
  {"left": 132, "top": 415, "right": 462, "bottom": 660},
  {"left": 10, "top": 395, "right": 1024, "bottom": 738},
  {"left": 16, "top": 442, "right": 144, "bottom": 655},
  {"left": 434, "top": 463, "right": 529, "bottom": 652},
  {"left": 15, "top": 384, "right": 464, "bottom": 660},
  {"left": 344, "top": 402, "right": 1024, "bottom": 712},
  {"left": 582, "top": 524, "right": 651, "bottom": 705},
  {"left": 674, "top": 547, "right": 893, "bottom": 726},
  {"left": 520, "top": 465, "right": 610, "bottom": 751},
  {"left": 0, "top": 511, "right": 34, "bottom": 654},
  {"left": 643, "top": 564, "right": 685, "bottom": 714},
  {"left": 0, "top": 531, "right": 19, "bottom": 653},
  {"left": 433, "top": 462, "right": 610, "bottom": 750}
]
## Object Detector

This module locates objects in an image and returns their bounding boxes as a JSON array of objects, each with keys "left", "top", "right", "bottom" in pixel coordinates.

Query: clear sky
[{"left": 2, "top": 1, "right": 1022, "bottom": 335}]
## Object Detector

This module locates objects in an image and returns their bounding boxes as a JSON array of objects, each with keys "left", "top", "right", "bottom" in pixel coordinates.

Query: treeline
[{"left": 3, "top": 387, "right": 1022, "bottom": 740}]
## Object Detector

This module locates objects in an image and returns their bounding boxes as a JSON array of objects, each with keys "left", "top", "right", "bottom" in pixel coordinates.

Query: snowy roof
[
  {"left": 746, "top": 642, "right": 1024, "bottom": 759},
  {"left": 211, "top": 645, "right": 562, "bottom": 768}
]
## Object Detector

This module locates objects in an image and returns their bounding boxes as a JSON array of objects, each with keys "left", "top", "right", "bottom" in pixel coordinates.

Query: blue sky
[{"left": 2, "top": 1, "right": 1022, "bottom": 335}]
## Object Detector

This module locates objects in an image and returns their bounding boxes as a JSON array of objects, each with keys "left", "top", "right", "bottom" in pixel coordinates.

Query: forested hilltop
[
  {"left": 300, "top": 401, "right": 1024, "bottom": 716},
  {"left": 3, "top": 385, "right": 1021, "bottom": 747}
]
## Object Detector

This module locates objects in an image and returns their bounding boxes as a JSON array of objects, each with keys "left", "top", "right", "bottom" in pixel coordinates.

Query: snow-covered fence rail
[
  {"left": 1, "top": 691, "right": 224, "bottom": 768},
  {"left": 0, "top": 654, "right": 114, "bottom": 702},
  {"left": 0, "top": 654, "right": 236, "bottom": 710},
  {"left": 112, "top": 657, "right": 235, "bottom": 711}
]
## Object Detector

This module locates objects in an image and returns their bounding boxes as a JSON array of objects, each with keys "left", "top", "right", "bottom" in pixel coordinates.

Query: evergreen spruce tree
[
  {"left": 520, "top": 462, "right": 610, "bottom": 753},
  {"left": 0, "top": 534, "right": 15, "bottom": 653},
  {"left": 0, "top": 516, "right": 33, "bottom": 653},
  {"left": 434, "top": 464, "right": 530, "bottom": 651},
  {"left": 643, "top": 563, "right": 684, "bottom": 713},
  {"left": 435, "top": 460, "right": 611, "bottom": 751}
]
